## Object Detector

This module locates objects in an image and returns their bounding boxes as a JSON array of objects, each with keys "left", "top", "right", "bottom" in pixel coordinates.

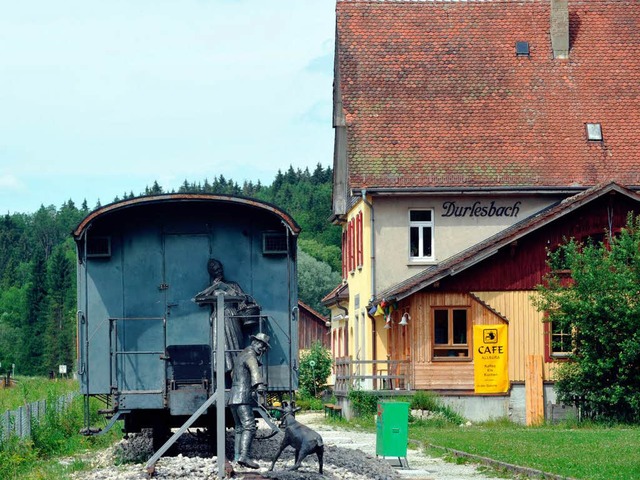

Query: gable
[
  {"left": 441, "top": 193, "right": 640, "bottom": 291},
  {"left": 336, "top": 0, "right": 640, "bottom": 191},
  {"left": 376, "top": 183, "right": 640, "bottom": 300}
]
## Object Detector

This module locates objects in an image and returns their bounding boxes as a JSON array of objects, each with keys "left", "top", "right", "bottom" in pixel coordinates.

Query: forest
[{"left": 0, "top": 164, "right": 341, "bottom": 377}]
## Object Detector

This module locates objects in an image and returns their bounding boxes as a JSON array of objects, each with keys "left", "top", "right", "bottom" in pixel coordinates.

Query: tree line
[{"left": 0, "top": 164, "right": 340, "bottom": 377}]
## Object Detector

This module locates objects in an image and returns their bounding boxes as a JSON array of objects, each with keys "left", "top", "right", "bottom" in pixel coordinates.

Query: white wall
[{"left": 373, "top": 195, "right": 560, "bottom": 291}]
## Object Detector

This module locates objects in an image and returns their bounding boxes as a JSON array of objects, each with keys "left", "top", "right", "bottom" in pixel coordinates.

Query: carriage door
[{"left": 163, "top": 234, "right": 212, "bottom": 385}]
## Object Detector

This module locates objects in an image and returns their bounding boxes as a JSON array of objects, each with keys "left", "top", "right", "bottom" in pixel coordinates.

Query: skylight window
[
  {"left": 515, "top": 41, "right": 530, "bottom": 57},
  {"left": 586, "top": 123, "right": 603, "bottom": 141}
]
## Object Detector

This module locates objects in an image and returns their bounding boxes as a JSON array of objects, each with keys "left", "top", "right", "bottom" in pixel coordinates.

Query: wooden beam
[{"left": 526, "top": 354, "right": 544, "bottom": 426}]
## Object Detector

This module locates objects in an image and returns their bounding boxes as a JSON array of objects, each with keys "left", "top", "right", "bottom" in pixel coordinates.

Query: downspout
[
  {"left": 361, "top": 189, "right": 376, "bottom": 386},
  {"left": 337, "top": 301, "right": 348, "bottom": 318},
  {"left": 361, "top": 189, "right": 375, "bottom": 301}
]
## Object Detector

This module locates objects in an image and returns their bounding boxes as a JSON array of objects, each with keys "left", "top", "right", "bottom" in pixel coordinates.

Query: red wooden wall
[
  {"left": 298, "top": 302, "right": 330, "bottom": 350},
  {"left": 434, "top": 194, "right": 640, "bottom": 292}
]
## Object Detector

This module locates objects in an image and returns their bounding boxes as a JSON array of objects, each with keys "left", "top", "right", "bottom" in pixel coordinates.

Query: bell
[{"left": 399, "top": 312, "right": 410, "bottom": 326}]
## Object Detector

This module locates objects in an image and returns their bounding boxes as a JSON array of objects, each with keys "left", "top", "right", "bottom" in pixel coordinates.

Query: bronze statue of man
[{"left": 229, "top": 333, "right": 270, "bottom": 469}]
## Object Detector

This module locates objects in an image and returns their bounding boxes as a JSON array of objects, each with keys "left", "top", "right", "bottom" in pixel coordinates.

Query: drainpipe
[
  {"left": 337, "top": 301, "right": 348, "bottom": 317},
  {"left": 361, "top": 189, "right": 376, "bottom": 387},
  {"left": 361, "top": 189, "right": 375, "bottom": 301}
]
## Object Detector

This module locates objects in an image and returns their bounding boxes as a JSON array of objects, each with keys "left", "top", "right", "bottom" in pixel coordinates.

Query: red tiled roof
[
  {"left": 321, "top": 281, "right": 349, "bottom": 305},
  {"left": 336, "top": 0, "right": 640, "bottom": 190}
]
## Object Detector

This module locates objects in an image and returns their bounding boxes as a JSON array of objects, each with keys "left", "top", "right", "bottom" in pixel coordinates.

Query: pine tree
[
  {"left": 21, "top": 248, "right": 48, "bottom": 375},
  {"left": 44, "top": 244, "right": 75, "bottom": 372}
]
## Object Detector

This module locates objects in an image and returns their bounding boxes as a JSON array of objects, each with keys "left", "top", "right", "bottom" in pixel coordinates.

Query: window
[
  {"left": 262, "top": 232, "right": 288, "bottom": 255},
  {"left": 356, "top": 211, "right": 363, "bottom": 268},
  {"left": 515, "top": 41, "right": 530, "bottom": 56},
  {"left": 347, "top": 219, "right": 355, "bottom": 272},
  {"left": 409, "top": 209, "right": 434, "bottom": 261},
  {"left": 341, "top": 230, "right": 347, "bottom": 279},
  {"left": 432, "top": 307, "right": 470, "bottom": 360},
  {"left": 342, "top": 211, "right": 364, "bottom": 275},
  {"left": 545, "top": 318, "right": 574, "bottom": 361},
  {"left": 586, "top": 123, "right": 603, "bottom": 141},
  {"left": 549, "top": 322, "right": 572, "bottom": 357},
  {"left": 86, "top": 236, "right": 111, "bottom": 258}
]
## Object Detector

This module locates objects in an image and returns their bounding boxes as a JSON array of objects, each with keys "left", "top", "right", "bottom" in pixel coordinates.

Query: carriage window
[
  {"left": 86, "top": 236, "right": 111, "bottom": 258},
  {"left": 263, "top": 232, "right": 288, "bottom": 255},
  {"left": 432, "top": 307, "right": 470, "bottom": 360}
]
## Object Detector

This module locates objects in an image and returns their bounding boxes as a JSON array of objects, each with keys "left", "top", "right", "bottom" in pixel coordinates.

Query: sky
[{"left": 0, "top": 0, "right": 336, "bottom": 214}]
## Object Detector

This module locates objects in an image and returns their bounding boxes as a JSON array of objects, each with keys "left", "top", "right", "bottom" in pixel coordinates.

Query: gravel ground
[{"left": 70, "top": 412, "right": 515, "bottom": 480}]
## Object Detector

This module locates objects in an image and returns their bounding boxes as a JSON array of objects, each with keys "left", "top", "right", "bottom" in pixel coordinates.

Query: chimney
[
  {"left": 551, "top": 0, "right": 569, "bottom": 59},
  {"left": 551, "top": 0, "right": 569, "bottom": 58}
]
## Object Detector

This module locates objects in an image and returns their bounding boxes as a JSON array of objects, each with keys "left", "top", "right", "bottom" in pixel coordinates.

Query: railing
[{"left": 334, "top": 357, "right": 412, "bottom": 394}]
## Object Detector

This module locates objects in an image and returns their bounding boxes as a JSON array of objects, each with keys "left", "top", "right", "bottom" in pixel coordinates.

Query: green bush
[
  {"left": 410, "top": 391, "right": 440, "bottom": 411},
  {"left": 348, "top": 390, "right": 379, "bottom": 418},
  {"left": 533, "top": 213, "right": 640, "bottom": 423},
  {"left": 408, "top": 391, "right": 466, "bottom": 425},
  {"left": 298, "top": 342, "right": 332, "bottom": 398},
  {"left": 294, "top": 393, "right": 324, "bottom": 411}
]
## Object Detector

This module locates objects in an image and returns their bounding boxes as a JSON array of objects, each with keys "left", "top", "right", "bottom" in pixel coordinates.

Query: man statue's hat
[{"left": 251, "top": 332, "right": 271, "bottom": 348}]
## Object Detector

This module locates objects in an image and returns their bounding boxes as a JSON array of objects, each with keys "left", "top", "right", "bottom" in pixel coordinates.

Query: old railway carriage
[{"left": 73, "top": 194, "right": 299, "bottom": 444}]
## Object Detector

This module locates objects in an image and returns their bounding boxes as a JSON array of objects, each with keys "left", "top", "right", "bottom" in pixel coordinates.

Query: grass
[
  {"left": 334, "top": 391, "right": 640, "bottom": 480},
  {"left": 0, "top": 376, "right": 78, "bottom": 412},
  {"left": 416, "top": 420, "right": 640, "bottom": 480},
  {"left": 0, "top": 377, "right": 121, "bottom": 480}
]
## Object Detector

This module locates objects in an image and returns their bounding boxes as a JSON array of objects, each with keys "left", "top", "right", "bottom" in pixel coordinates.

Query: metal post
[
  {"left": 145, "top": 390, "right": 220, "bottom": 473},
  {"left": 216, "top": 293, "right": 226, "bottom": 479}
]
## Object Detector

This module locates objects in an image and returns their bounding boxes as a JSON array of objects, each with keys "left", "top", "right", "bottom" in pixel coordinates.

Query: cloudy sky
[{"left": 0, "top": 0, "right": 336, "bottom": 214}]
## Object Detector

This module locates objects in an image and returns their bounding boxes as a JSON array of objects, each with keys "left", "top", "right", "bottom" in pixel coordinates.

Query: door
[{"left": 163, "top": 234, "right": 211, "bottom": 347}]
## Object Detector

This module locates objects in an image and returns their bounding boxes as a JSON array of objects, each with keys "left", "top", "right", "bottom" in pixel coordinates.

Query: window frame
[
  {"left": 431, "top": 306, "right": 471, "bottom": 362},
  {"left": 550, "top": 322, "right": 573, "bottom": 358},
  {"left": 408, "top": 208, "right": 435, "bottom": 262},
  {"left": 544, "top": 318, "right": 574, "bottom": 361}
]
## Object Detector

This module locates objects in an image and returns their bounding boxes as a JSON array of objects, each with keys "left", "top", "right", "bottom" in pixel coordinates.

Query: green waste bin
[{"left": 376, "top": 401, "right": 409, "bottom": 459}]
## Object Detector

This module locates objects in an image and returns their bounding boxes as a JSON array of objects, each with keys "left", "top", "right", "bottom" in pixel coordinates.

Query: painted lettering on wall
[{"left": 441, "top": 201, "right": 521, "bottom": 218}]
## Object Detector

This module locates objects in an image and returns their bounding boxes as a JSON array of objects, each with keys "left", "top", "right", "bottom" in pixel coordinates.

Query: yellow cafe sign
[{"left": 473, "top": 325, "right": 509, "bottom": 394}]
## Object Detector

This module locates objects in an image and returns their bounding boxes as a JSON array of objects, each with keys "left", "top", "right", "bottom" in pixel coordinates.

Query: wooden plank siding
[
  {"left": 472, "top": 291, "right": 550, "bottom": 383},
  {"left": 392, "top": 292, "right": 507, "bottom": 391},
  {"left": 432, "top": 195, "right": 640, "bottom": 292},
  {"left": 298, "top": 302, "right": 330, "bottom": 351},
  {"left": 400, "top": 196, "right": 640, "bottom": 389}
]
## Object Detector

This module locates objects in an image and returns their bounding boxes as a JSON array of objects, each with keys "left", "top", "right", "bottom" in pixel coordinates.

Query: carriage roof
[{"left": 72, "top": 193, "right": 301, "bottom": 240}]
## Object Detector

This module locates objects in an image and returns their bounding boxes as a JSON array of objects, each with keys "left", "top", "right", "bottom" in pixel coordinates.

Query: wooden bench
[{"left": 324, "top": 403, "right": 342, "bottom": 418}]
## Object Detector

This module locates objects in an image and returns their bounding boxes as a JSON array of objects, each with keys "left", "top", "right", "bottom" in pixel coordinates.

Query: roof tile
[{"left": 337, "top": 0, "right": 640, "bottom": 189}]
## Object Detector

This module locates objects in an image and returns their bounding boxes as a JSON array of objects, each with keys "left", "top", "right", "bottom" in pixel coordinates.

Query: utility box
[{"left": 376, "top": 401, "right": 409, "bottom": 466}]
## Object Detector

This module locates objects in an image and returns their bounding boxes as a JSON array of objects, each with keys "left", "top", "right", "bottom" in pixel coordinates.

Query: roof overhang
[{"left": 351, "top": 185, "right": 640, "bottom": 198}]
